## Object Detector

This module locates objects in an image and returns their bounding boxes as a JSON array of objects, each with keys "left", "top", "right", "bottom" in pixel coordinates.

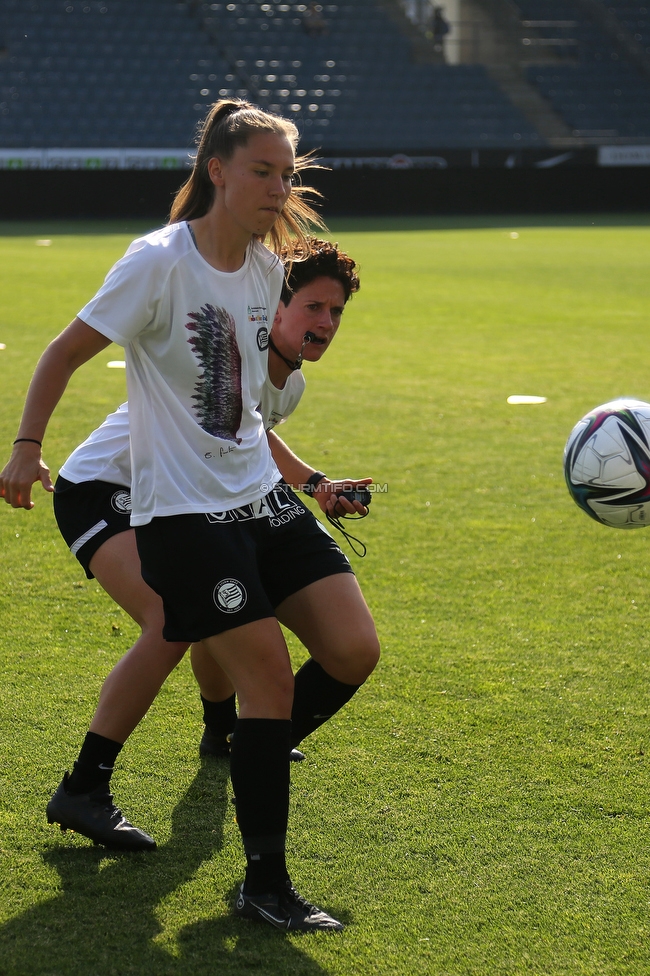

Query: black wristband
[
  {"left": 302, "top": 471, "right": 327, "bottom": 496},
  {"left": 13, "top": 437, "right": 42, "bottom": 447}
]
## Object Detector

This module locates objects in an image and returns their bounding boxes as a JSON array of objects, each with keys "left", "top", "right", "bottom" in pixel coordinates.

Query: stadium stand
[
  {"left": 0, "top": 0, "right": 541, "bottom": 150},
  {"left": 516, "top": 0, "right": 650, "bottom": 138},
  {"left": 193, "top": 0, "right": 541, "bottom": 147},
  {"left": 0, "top": 0, "right": 225, "bottom": 148},
  {"left": 596, "top": 0, "right": 650, "bottom": 56}
]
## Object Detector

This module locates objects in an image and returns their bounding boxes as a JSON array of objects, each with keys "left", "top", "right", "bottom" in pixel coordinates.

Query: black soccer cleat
[
  {"left": 233, "top": 881, "right": 344, "bottom": 932},
  {"left": 198, "top": 727, "right": 231, "bottom": 759},
  {"left": 199, "top": 727, "right": 306, "bottom": 762},
  {"left": 46, "top": 772, "right": 156, "bottom": 852}
]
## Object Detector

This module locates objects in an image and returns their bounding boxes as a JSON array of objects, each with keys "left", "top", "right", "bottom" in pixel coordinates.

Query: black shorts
[
  {"left": 135, "top": 483, "right": 353, "bottom": 642},
  {"left": 53, "top": 476, "right": 133, "bottom": 579}
]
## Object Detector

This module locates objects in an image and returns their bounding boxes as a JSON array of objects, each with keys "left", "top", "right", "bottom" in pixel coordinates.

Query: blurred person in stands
[
  {"left": 302, "top": 3, "right": 328, "bottom": 37},
  {"left": 432, "top": 6, "right": 451, "bottom": 58}
]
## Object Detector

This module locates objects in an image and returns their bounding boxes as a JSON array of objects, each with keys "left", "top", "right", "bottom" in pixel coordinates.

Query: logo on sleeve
[
  {"left": 110, "top": 490, "right": 132, "bottom": 514},
  {"left": 214, "top": 578, "right": 247, "bottom": 613}
]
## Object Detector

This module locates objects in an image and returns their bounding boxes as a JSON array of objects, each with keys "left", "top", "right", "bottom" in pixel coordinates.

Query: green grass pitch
[{"left": 1, "top": 214, "right": 650, "bottom": 975}]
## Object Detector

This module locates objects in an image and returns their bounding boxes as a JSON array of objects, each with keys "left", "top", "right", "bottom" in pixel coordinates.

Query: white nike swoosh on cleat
[
  {"left": 98, "top": 764, "right": 114, "bottom": 771},
  {"left": 256, "top": 906, "right": 290, "bottom": 929}
]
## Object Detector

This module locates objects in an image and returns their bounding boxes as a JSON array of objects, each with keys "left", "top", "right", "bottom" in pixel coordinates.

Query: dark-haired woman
[
  {"left": 0, "top": 102, "right": 379, "bottom": 932},
  {"left": 42, "top": 237, "right": 373, "bottom": 845}
]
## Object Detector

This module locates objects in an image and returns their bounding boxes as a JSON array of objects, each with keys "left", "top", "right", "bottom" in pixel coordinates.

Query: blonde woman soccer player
[{"left": 0, "top": 101, "right": 379, "bottom": 932}]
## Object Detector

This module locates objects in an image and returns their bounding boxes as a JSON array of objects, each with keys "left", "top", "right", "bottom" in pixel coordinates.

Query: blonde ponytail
[{"left": 169, "top": 99, "right": 325, "bottom": 259}]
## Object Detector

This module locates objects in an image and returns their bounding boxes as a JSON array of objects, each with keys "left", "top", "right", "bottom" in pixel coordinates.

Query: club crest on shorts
[
  {"left": 110, "top": 490, "right": 132, "bottom": 514},
  {"left": 214, "top": 578, "right": 247, "bottom": 613}
]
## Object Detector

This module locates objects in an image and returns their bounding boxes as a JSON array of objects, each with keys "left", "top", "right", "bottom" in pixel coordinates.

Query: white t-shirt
[
  {"left": 59, "top": 370, "right": 307, "bottom": 490},
  {"left": 77, "top": 223, "right": 284, "bottom": 525},
  {"left": 59, "top": 401, "right": 131, "bottom": 487},
  {"left": 262, "top": 369, "right": 306, "bottom": 432}
]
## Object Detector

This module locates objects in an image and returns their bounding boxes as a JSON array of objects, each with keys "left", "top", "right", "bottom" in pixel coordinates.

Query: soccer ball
[{"left": 564, "top": 398, "right": 650, "bottom": 529}]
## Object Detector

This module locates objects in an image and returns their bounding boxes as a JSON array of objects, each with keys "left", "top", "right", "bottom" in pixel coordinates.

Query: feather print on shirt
[{"left": 186, "top": 304, "right": 243, "bottom": 444}]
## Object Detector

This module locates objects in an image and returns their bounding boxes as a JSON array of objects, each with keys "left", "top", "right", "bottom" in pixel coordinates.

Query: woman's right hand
[
  {"left": 0, "top": 316, "right": 110, "bottom": 510},
  {"left": 0, "top": 443, "right": 53, "bottom": 509}
]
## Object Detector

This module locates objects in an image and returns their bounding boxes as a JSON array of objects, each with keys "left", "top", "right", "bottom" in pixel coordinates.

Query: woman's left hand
[{"left": 312, "top": 476, "right": 372, "bottom": 518}]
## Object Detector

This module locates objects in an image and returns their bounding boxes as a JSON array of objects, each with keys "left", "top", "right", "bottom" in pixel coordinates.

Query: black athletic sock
[
  {"left": 66, "top": 731, "right": 123, "bottom": 795},
  {"left": 201, "top": 692, "right": 237, "bottom": 738},
  {"left": 291, "top": 659, "right": 362, "bottom": 747},
  {"left": 230, "top": 718, "right": 291, "bottom": 895}
]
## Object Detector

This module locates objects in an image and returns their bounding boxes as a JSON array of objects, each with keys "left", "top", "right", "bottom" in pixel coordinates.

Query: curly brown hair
[
  {"left": 169, "top": 98, "right": 325, "bottom": 260},
  {"left": 281, "top": 238, "right": 360, "bottom": 305}
]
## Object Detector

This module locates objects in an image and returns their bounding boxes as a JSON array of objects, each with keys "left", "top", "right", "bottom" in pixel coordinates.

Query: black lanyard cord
[{"left": 325, "top": 510, "right": 368, "bottom": 558}]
